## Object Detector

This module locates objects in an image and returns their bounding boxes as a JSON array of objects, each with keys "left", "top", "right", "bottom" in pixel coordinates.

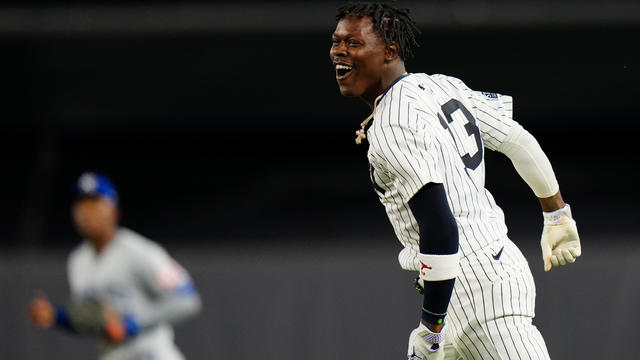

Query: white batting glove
[
  {"left": 407, "top": 322, "right": 446, "bottom": 360},
  {"left": 541, "top": 204, "right": 581, "bottom": 272}
]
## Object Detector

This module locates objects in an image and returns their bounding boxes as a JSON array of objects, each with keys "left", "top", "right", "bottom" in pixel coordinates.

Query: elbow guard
[{"left": 498, "top": 124, "right": 559, "bottom": 198}]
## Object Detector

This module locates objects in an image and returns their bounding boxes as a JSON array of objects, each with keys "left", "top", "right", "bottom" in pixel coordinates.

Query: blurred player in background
[
  {"left": 29, "top": 172, "right": 201, "bottom": 360},
  {"left": 330, "top": 2, "right": 581, "bottom": 359}
]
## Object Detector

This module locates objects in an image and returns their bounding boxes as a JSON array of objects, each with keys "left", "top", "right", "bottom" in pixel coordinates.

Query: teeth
[{"left": 335, "top": 64, "right": 353, "bottom": 70}]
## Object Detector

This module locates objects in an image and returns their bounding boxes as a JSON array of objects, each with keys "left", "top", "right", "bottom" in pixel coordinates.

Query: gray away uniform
[{"left": 68, "top": 228, "right": 201, "bottom": 360}]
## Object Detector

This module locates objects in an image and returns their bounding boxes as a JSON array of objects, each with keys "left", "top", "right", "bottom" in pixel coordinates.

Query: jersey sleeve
[
  {"left": 128, "top": 240, "right": 201, "bottom": 329},
  {"left": 66, "top": 247, "right": 84, "bottom": 301},
  {"left": 136, "top": 246, "right": 197, "bottom": 298},
  {"left": 373, "top": 123, "right": 444, "bottom": 202},
  {"left": 446, "top": 76, "right": 519, "bottom": 151}
]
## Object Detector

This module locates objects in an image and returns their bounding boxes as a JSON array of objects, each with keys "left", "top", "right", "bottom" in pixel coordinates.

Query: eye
[
  {"left": 348, "top": 40, "right": 361, "bottom": 46},
  {"left": 331, "top": 39, "right": 340, "bottom": 46}
]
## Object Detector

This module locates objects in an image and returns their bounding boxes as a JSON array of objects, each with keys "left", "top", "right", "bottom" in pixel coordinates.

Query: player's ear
[{"left": 384, "top": 43, "right": 399, "bottom": 62}]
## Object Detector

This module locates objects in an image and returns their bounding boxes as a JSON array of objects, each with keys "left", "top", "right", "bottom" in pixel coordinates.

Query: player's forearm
[
  {"left": 498, "top": 124, "right": 560, "bottom": 199},
  {"left": 135, "top": 291, "right": 202, "bottom": 330},
  {"left": 409, "top": 183, "right": 459, "bottom": 327}
]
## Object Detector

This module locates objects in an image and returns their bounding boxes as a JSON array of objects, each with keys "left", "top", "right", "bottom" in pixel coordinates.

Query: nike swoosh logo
[{"left": 492, "top": 247, "right": 504, "bottom": 260}]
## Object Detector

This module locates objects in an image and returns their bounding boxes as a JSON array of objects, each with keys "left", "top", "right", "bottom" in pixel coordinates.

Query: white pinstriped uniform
[{"left": 366, "top": 73, "right": 550, "bottom": 359}]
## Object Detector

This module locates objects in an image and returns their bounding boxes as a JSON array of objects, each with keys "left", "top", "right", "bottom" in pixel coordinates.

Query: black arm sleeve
[{"left": 408, "top": 182, "right": 459, "bottom": 325}]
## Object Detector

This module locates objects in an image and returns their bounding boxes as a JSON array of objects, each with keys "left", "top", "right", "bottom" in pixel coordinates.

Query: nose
[
  {"left": 330, "top": 41, "right": 347, "bottom": 59},
  {"left": 74, "top": 213, "right": 93, "bottom": 228}
]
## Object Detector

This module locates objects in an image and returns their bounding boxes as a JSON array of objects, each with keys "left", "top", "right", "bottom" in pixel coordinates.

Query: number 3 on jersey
[{"left": 437, "top": 99, "right": 483, "bottom": 170}]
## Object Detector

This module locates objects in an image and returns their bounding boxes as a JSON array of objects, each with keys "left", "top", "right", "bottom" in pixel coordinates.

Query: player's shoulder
[
  {"left": 374, "top": 73, "right": 429, "bottom": 114},
  {"left": 419, "top": 73, "right": 512, "bottom": 102},
  {"left": 405, "top": 73, "right": 469, "bottom": 92},
  {"left": 117, "top": 228, "right": 178, "bottom": 274},
  {"left": 116, "top": 227, "right": 166, "bottom": 256},
  {"left": 68, "top": 241, "right": 92, "bottom": 267},
  {"left": 372, "top": 73, "right": 455, "bottom": 123},
  {"left": 379, "top": 73, "right": 469, "bottom": 107}
]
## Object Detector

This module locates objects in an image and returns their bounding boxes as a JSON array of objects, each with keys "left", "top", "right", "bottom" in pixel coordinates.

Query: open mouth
[{"left": 335, "top": 64, "right": 353, "bottom": 79}]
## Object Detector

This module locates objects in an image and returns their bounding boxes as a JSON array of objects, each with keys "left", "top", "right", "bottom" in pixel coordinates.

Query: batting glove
[
  {"left": 541, "top": 204, "right": 581, "bottom": 272},
  {"left": 407, "top": 322, "right": 446, "bottom": 360}
]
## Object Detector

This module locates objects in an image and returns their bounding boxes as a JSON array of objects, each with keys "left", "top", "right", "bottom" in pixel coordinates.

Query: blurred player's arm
[
  {"left": 29, "top": 292, "right": 134, "bottom": 342},
  {"left": 65, "top": 255, "right": 202, "bottom": 344},
  {"left": 135, "top": 281, "right": 202, "bottom": 330},
  {"left": 29, "top": 287, "right": 199, "bottom": 343},
  {"left": 28, "top": 254, "right": 107, "bottom": 338},
  {"left": 135, "top": 253, "right": 202, "bottom": 331},
  {"left": 28, "top": 292, "right": 75, "bottom": 333},
  {"left": 497, "top": 124, "right": 581, "bottom": 271},
  {"left": 28, "top": 292, "right": 126, "bottom": 345}
]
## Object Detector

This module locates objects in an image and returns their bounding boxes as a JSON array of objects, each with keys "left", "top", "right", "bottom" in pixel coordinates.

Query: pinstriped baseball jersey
[{"left": 366, "top": 73, "right": 516, "bottom": 271}]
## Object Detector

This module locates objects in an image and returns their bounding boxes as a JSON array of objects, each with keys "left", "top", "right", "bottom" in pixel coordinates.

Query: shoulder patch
[
  {"left": 155, "top": 261, "right": 187, "bottom": 290},
  {"left": 482, "top": 91, "right": 499, "bottom": 99}
]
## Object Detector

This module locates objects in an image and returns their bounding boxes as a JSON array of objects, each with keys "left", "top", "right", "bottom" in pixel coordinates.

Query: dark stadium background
[{"left": 1, "top": 1, "right": 638, "bottom": 359}]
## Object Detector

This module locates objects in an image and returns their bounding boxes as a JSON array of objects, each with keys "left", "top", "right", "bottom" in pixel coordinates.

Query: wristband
[
  {"left": 543, "top": 204, "right": 572, "bottom": 225},
  {"left": 122, "top": 314, "right": 140, "bottom": 338},
  {"left": 418, "top": 321, "right": 446, "bottom": 345},
  {"left": 54, "top": 306, "right": 74, "bottom": 331},
  {"left": 417, "top": 252, "right": 460, "bottom": 281}
]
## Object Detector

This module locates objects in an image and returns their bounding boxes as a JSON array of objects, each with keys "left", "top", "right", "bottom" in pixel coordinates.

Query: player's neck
[
  {"left": 362, "top": 64, "right": 407, "bottom": 108},
  {"left": 89, "top": 227, "right": 117, "bottom": 253}
]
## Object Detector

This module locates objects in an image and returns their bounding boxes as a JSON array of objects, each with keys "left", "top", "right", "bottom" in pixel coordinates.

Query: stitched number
[{"left": 437, "top": 99, "right": 483, "bottom": 170}]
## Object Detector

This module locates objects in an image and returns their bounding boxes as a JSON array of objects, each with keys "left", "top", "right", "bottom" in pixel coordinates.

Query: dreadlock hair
[{"left": 336, "top": 2, "right": 421, "bottom": 61}]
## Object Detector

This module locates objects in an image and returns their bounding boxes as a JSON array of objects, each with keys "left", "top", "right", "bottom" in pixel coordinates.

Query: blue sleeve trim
[
  {"left": 54, "top": 306, "right": 76, "bottom": 333},
  {"left": 174, "top": 281, "right": 198, "bottom": 296},
  {"left": 122, "top": 313, "right": 141, "bottom": 337}
]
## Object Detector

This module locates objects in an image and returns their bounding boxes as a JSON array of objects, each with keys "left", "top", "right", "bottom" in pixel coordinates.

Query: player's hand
[
  {"left": 69, "top": 299, "right": 126, "bottom": 343},
  {"left": 103, "top": 304, "right": 127, "bottom": 343},
  {"left": 407, "top": 321, "right": 446, "bottom": 360},
  {"left": 28, "top": 292, "right": 54, "bottom": 329},
  {"left": 541, "top": 204, "right": 581, "bottom": 272}
]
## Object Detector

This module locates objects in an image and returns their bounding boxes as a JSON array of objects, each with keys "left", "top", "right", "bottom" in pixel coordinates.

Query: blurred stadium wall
[{"left": 0, "top": 1, "right": 638, "bottom": 358}]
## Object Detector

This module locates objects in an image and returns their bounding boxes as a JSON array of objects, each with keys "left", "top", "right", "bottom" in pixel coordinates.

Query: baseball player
[
  {"left": 29, "top": 172, "right": 201, "bottom": 360},
  {"left": 330, "top": 3, "right": 581, "bottom": 359}
]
